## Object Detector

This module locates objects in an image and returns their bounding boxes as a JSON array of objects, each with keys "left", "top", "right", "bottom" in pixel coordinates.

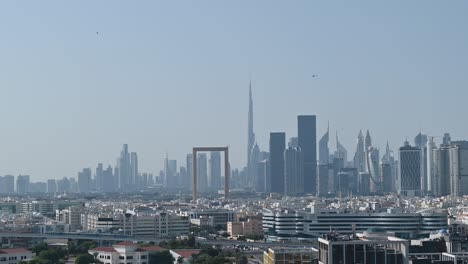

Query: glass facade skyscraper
[
  {"left": 298, "top": 115, "right": 317, "bottom": 194},
  {"left": 269, "top": 132, "right": 286, "bottom": 194}
]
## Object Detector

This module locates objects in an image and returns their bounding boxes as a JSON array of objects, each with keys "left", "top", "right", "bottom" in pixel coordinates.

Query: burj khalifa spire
[{"left": 247, "top": 80, "right": 255, "bottom": 166}]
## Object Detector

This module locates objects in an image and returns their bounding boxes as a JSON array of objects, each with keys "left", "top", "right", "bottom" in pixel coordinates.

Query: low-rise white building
[
  {"left": 89, "top": 241, "right": 149, "bottom": 264},
  {"left": 0, "top": 248, "right": 34, "bottom": 264}
]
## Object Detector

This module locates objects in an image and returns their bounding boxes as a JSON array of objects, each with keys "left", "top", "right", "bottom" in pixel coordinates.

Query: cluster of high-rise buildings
[
  {"left": 2, "top": 85, "right": 468, "bottom": 199},
  {"left": 0, "top": 145, "right": 155, "bottom": 195}
]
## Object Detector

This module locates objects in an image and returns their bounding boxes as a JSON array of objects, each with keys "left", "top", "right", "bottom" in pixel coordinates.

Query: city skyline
[{"left": 0, "top": 1, "right": 467, "bottom": 180}]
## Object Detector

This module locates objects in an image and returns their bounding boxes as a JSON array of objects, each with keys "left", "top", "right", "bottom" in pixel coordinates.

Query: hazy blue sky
[{"left": 0, "top": 1, "right": 467, "bottom": 181}]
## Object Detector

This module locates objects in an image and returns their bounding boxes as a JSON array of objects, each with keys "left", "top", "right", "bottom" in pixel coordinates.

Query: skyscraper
[
  {"left": 353, "top": 130, "right": 366, "bottom": 173},
  {"left": 381, "top": 163, "right": 392, "bottom": 193},
  {"left": 186, "top": 154, "right": 193, "bottom": 191},
  {"left": 269, "top": 132, "right": 286, "bottom": 194},
  {"left": 365, "top": 130, "right": 372, "bottom": 172},
  {"left": 399, "top": 140, "right": 421, "bottom": 197},
  {"left": 415, "top": 133, "right": 428, "bottom": 195},
  {"left": 258, "top": 159, "right": 270, "bottom": 193},
  {"left": 335, "top": 132, "right": 348, "bottom": 164},
  {"left": 448, "top": 141, "right": 468, "bottom": 197},
  {"left": 197, "top": 153, "right": 208, "bottom": 193},
  {"left": 117, "top": 144, "right": 131, "bottom": 191},
  {"left": 382, "top": 141, "right": 397, "bottom": 192},
  {"left": 102, "top": 165, "right": 115, "bottom": 193},
  {"left": 16, "top": 175, "right": 30, "bottom": 194},
  {"left": 47, "top": 179, "right": 57, "bottom": 194},
  {"left": 250, "top": 143, "right": 261, "bottom": 189},
  {"left": 433, "top": 144, "right": 450, "bottom": 197},
  {"left": 367, "top": 147, "right": 381, "bottom": 193},
  {"left": 209, "top": 151, "right": 221, "bottom": 192},
  {"left": 78, "top": 168, "right": 92, "bottom": 193},
  {"left": 427, "top": 137, "right": 436, "bottom": 194},
  {"left": 284, "top": 147, "right": 304, "bottom": 196},
  {"left": 130, "top": 152, "right": 138, "bottom": 190},
  {"left": 57, "top": 177, "right": 71, "bottom": 194},
  {"left": 0, "top": 175, "right": 14, "bottom": 194},
  {"left": 95, "top": 163, "right": 104, "bottom": 191},
  {"left": 247, "top": 82, "right": 256, "bottom": 186},
  {"left": 298, "top": 115, "right": 317, "bottom": 194},
  {"left": 318, "top": 124, "right": 329, "bottom": 165}
]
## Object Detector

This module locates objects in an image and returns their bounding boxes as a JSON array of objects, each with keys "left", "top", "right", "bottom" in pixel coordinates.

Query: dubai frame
[{"left": 192, "top": 147, "right": 229, "bottom": 201}]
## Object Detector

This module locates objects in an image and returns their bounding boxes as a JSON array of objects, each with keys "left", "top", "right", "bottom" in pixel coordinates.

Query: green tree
[
  {"left": 187, "top": 235, "right": 196, "bottom": 248},
  {"left": 75, "top": 253, "right": 102, "bottom": 264},
  {"left": 32, "top": 243, "right": 49, "bottom": 255},
  {"left": 149, "top": 250, "right": 174, "bottom": 264},
  {"left": 38, "top": 249, "right": 62, "bottom": 264}
]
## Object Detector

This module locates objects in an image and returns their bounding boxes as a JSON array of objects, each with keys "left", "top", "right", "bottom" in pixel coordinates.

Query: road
[{"left": 0, "top": 232, "right": 316, "bottom": 248}]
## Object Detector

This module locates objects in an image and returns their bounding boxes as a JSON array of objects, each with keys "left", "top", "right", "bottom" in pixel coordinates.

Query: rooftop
[{"left": 0, "top": 248, "right": 32, "bottom": 254}]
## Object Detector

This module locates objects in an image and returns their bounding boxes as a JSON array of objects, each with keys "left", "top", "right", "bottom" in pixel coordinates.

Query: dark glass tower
[
  {"left": 298, "top": 115, "right": 317, "bottom": 194},
  {"left": 269, "top": 132, "right": 286, "bottom": 193}
]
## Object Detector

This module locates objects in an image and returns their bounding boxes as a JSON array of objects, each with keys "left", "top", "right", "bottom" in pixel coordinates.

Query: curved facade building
[
  {"left": 263, "top": 208, "right": 447, "bottom": 242},
  {"left": 367, "top": 147, "right": 381, "bottom": 193}
]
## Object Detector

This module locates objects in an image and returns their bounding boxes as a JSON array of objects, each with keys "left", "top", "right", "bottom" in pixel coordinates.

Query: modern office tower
[
  {"left": 69, "top": 177, "right": 79, "bottom": 193},
  {"left": 249, "top": 143, "right": 261, "bottom": 189},
  {"left": 365, "top": 130, "right": 372, "bottom": 172},
  {"left": 427, "top": 137, "right": 436, "bottom": 194},
  {"left": 247, "top": 83, "right": 256, "bottom": 185},
  {"left": 399, "top": 141, "right": 421, "bottom": 197},
  {"left": 448, "top": 141, "right": 468, "bottom": 197},
  {"left": 186, "top": 154, "right": 193, "bottom": 191},
  {"left": 284, "top": 147, "right": 304, "bottom": 196},
  {"left": 113, "top": 167, "right": 120, "bottom": 191},
  {"left": 95, "top": 163, "right": 104, "bottom": 191},
  {"left": 258, "top": 159, "right": 270, "bottom": 193},
  {"left": 331, "top": 157, "right": 345, "bottom": 193},
  {"left": 335, "top": 133, "right": 348, "bottom": 164},
  {"left": 382, "top": 141, "right": 397, "bottom": 192},
  {"left": 381, "top": 163, "right": 392, "bottom": 193},
  {"left": 270, "top": 132, "right": 286, "bottom": 194},
  {"left": 179, "top": 167, "right": 187, "bottom": 189},
  {"left": 318, "top": 233, "right": 409, "bottom": 264},
  {"left": 433, "top": 145, "right": 450, "bottom": 197},
  {"left": 353, "top": 130, "right": 366, "bottom": 172},
  {"left": 298, "top": 115, "right": 317, "bottom": 194},
  {"left": 208, "top": 151, "right": 221, "bottom": 192},
  {"left": 367, "top": 147, "right": 381, "bottom": 194},
  {"left": 337, "top": 171, "right": 349, "bottom": 197},
  {"left": 102, "top": 165, "right": 114, "bottom": 193},
  {"left": 47, "top": 179, "right": 57, "bottom": 194},
  {"left": 359, "top": 172, "right": 371, "bottom": 195},
  {"left": 165, "top": 159, "right": 178, "bottom": 188},
  {"left": 16, "top": 175, "right": 30, "bottom": 194},
  {"left": 197, "top": 153, "right": 208, "bottom": 193},
  {"left": 78, "top": 168, "right": 92, "bottom": 193},
  {"left": 415, "top": 133, "right": 428, "bottom": 194},
  {"left": 130, "top": 152, "right": 138, "bottom": 190},
  {"left": 0, "top": 175, "right": 15, "bottom": 194},
  {"left": 117, "top": 144, "right": 131, "bottom": 191},
  {"left": 317, "top": 164, "right": 329, "bottom": 196},
  {"left": 319, "top": 125, "right": 330, "bottom": 165},
  {"left": 443, "top": 133, "right": 451, "bottom": 145},
  {"left": 341, "top": 167, "right": 358, "bottom": 195}
]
